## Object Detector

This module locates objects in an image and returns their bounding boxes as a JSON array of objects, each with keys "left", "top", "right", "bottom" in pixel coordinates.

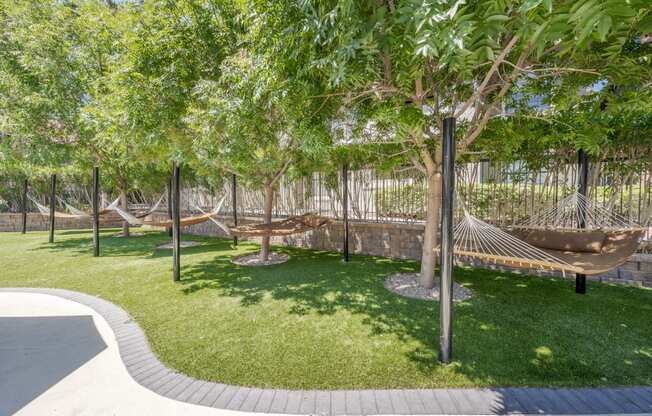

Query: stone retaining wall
[
  {"left": 6, "top": 208, "right": 649, "bottom": 287},
  {"left": 181, "top": 215, "right": 652, "bottom": 288},
  {"left": 0, "top": 212, "right": 124, "bottom": 232}
]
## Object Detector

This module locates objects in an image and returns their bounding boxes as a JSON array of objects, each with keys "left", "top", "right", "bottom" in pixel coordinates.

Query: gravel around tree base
[
  {"left": 155, "top": 241, "right": 202, "bottom": 249},
  {"left": 113, "top": 232, "right": 145, "bottom": 238},
  {"left": 232, "top": 252, "right": 290, "bottom": 266},
  {"left": 384, "top": 272, "right": 473, "bottom": 302}
]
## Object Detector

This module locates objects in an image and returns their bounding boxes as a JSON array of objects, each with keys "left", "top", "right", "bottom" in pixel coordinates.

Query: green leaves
[
  {"left": 186, "top": 47, "right": 331, "bottom": 188},
  {"left": 1, "top": 0, "right": 649, "bottom": 195},
  {"left": 569, "top": 0, "right": 640, "bottom": 47}
]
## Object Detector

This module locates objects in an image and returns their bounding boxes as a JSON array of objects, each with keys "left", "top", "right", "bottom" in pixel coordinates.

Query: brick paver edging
[{"left": 3, "top": 287, "right": 651, "bottom": 415}]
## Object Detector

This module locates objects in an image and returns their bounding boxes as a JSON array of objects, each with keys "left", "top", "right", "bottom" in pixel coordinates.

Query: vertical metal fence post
[
  {"left": 172, "top": 162, "right": 181, "bottom": 282},
  {"left": 439, "top": 117, "right": 456, "bottom": 364},
  {"left": 576, "top": 149, "right": 589, "bottom": 294},
  {"left": 21, "top": 178, "right": 28, "bottom": 234},
  {"left": 92, "top": 166, "right": 100, "bottom": 257},
  {"left": 232, "top": 174, "right": 238, "bottom": 246},
  {"left": 49, "top": 174, "right": 57, "bottom": 243},
  {"left": 342, "top": 163, "right": 349, "bottom": 262},
  {"left": 167, "top": 178, "right": 173, "bottom": 237}
]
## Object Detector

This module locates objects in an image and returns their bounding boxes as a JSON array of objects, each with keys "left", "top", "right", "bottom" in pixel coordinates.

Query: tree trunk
[
  {"left": 120, "top": 190, "right": 130, "bottom": 237},
  {"left": 259, "top": 183, "right": 274, "bottom": 261},
  {"left": 420, "top": 152, "right": 443, "bottom": 288}
]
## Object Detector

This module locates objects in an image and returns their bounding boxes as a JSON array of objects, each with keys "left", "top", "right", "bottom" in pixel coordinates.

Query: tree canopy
[{"left": 0, "top": 0, "right": 650, "bottom": 274}]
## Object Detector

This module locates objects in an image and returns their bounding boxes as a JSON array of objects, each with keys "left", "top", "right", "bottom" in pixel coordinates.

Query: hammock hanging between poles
[
  {"left": 436, "top": 191, "right": 646, "bottom": 276},
  {"left": 110, "top": 195, "right": 226, "bottom": 228},
  {"left": 227, "top": 214, "right": 331, "bottom": 237},
  {"left": 30, "top": 195, "right": 121, "bottom": 218},
  {"left": 110, "top": 192, "right": 330, "bottom": 238},
  {"left": 28, "top": 195, "right": 121, "bottom": 219}
]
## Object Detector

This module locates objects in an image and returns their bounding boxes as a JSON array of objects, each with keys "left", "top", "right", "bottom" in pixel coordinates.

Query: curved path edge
[{"left": 2, "top": 287, "right": 651, "bottom": 416}]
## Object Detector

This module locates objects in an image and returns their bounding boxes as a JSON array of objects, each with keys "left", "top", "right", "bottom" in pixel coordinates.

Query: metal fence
[
  {"left": 182, "top": 160, "right": 651, "bottom": 232},
  {"left": 4, "top": 158, "right": 651, "bottom": 235}
]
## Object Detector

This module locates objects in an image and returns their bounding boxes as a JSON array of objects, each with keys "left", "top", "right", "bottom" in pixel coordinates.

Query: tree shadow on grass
[
  {"left": 179, "top": 247, "right": 652, "bottom": 387},
  {"left": 30, "top": 231, "right": 234, "bottom": 259},
  {"left": 52, "top": 229, "right": 101, "bottom": 236},
  {"left": 179, "top": 248, "right": 475, "bottom": 379}
]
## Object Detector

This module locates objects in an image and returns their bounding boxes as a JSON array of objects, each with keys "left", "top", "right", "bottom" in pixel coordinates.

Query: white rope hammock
[
  {"left": 110, "top": 194, "right": 226, "bottom": 227},
  {"left": 26, "top": 194, "right": 83, "bottom": 219},
  {"left": 438, "top": 185, "right": 645, "bottom": 275},
  {"left": 112, "top": 205, "right": 145, "bottom": 225},
  {"left": 439, "top": 206, "right": 579, "bottom": 274},
  {"left": 192, "top": 195, "right": 230, "bottom": 234},
  {"left": 518, "top": 191, "right": 639, "bottom": 230},
  {"left": 29, "top": 194, "right": 121, "bottom": 218},
  {"left": 27, "top": 195, "right": 53, "bottom": 216},
  {"left": 58, "top": 197, "right": 89, "bottom": 217},
  {"left": 143, "top": 193, "right": 165, "bottom": 215}
]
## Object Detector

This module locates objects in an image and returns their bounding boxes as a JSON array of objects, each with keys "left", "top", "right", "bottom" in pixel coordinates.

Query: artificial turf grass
[{"left": 1, "top": 229, "right": 651, "bottom": 389}]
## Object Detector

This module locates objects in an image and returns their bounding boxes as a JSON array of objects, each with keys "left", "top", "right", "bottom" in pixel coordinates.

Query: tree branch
[
  {"left": 455, "top": 35, "right": 520, "bottom": 119},
  {"left": 271, "top": 158, "right": 292, "bottom": 186},
  {"left": 500, "top": 60, "right": 601, "bottom": 77},
  {"left": 409, "top": 153, "right": 427, "bottom": 174},
  {"left": 459, "top": 45, "right": 532, "bottom": 151}
]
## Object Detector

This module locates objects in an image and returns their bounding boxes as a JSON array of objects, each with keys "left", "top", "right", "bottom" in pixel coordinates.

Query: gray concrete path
[
  {"left": 1, "top": 288, "right": 651, "bottom": 415},
  {"left": 0, "top": 291, "right": 277, "bottom": 416}
]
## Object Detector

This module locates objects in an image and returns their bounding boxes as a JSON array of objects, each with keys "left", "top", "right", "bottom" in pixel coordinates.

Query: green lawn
[{"left": 1, "top": 229, "right": 651, "bottom": 389}]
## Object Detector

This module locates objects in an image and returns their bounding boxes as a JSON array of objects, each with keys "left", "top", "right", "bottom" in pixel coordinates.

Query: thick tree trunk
[
  {"left": 120, "top": 190, "right": 130, "bottom": 237},
  {"left": 259, "top": 183, "right": 274, "bottom": 261},
  {"left": 420, "top": 153, "right": 443, "bottom": 288}
]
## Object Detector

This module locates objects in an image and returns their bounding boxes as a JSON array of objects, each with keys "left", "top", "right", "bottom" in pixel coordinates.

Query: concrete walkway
[
  {"left": 1, "top": 288, "right": 651, "bottom": 416},
  {"left": 0, "top": 291, "right": 278, "bottom": 416}
]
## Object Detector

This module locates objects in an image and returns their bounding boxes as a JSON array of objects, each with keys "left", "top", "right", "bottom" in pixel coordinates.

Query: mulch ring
[
  {"left": 232, "top": 252, "right": 290, "bottom": 266},
  {"left": 384, "top": 272, "right": 473, "bottom": 302},
  {"left": 155, "top": 241, "right": 202, "bottom": 250}
]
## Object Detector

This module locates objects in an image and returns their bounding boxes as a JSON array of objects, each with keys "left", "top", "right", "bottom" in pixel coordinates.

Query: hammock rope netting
[
  {"left": 518, "top": 192, "right": 639, "bottom": 230},
  {"left": 228, "top": 214, "right": 331, "bottom": 237},
  {"left": 28, "top": 195, "right": 121, "bottom": 219},
  {"left": 28, "top": 183, "right": 643, "bottom": 275},
  {"left": 439, "top": 191, "right": 646, "bottom": 275},
  {"left": 106, "top": 193, "right": 330, "bottom": 237}
]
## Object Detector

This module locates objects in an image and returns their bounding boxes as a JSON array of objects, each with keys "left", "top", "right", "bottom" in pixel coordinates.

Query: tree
[
  {"left": 475, "top": 28, "right": 652, "bottom": 185},
  {"left": 1, "top": 0, "right": 239, "bottom": 235},
  {"left": 256, "top": 0, "right": 649, "bottom": 287},
  {"left": 0, "top": 0, "right": 164, "bottom": 234},
  {"left": 187, "top": 50, "right": 329, "bottom": 261},
  {"left": 0, "top": 0, "right": 86, "bottom": 174},
  {"left": 102, "top": 0, "right": 239, "bottom": 234}
]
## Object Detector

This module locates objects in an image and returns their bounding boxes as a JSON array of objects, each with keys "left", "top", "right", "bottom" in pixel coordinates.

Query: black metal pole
[
  {"left": 232, "top": 174, "right": 238, "bottom": 246},
  {"left": 49, "top": 174, "right": 57, "bottom": 243},
  {"left": 439, "top": 117, "right": 456, "bottom": 364},
  {"left": 172, "top": 162, "right": 181, "bottom": 282},
  {"left": 167, "top": 178, "right": 173, "bottom": 237},
  {"left": 342, "top": 163, "right": 349, "bottom": 262},
  {"left": 92, "top": 166, "right": 100, "bottom": 257},
  {"left": 21, "top": 178, "right": 28, "bottom": 234},
  {"left": 576, "top": 149, "right": 589, "bottom": 294}
]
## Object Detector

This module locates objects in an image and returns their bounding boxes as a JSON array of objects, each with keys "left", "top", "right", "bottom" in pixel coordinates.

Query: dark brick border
[{"left": 3, "top": 288, "right": 651, "bottom": 415}]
